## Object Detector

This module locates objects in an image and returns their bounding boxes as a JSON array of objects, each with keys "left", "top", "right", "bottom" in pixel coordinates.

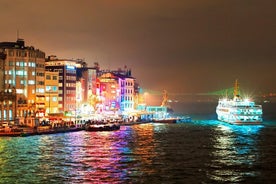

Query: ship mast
[{"left": 233, "top": 79, "right": 240, "bottom": 99}]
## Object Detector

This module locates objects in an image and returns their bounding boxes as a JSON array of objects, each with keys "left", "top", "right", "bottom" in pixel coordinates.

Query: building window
[
  {"left": 16, "top": 70, "right": 27, "bottom": 76},
  {"left": 37, "top": 88, "right": 44, "bottom": 93},
  {"left": 46, "top": 75, "right": 51, "bottom": 80},
  {"left": 20, "top": 80, "right": 26, "bottom": 85},
  {"left": 9, "top": 61, "right": 14, "bottom": 66},
  {"left": 38, "top": 81, "right": 44, "bottom": 85},
  {"left": 9, "top": 110, "right": 12, "bottom": 119},
  {"left": 17, "top": 89, "right": 24, "bottom": 94},
  {"left": 8, "top": 51, "right": 14, "bottom": 56},
  {"left": 52, "top": 86, "right": 58, "bottom": 91},
  {"left": 45, "top": 86, "right": 51, "bottom": 91},
  {"left": 28, "top": 80, "right": 35, "bottom": 85},
  {"left": 28, "top": 62, "right": 35, "bottom": 67}
]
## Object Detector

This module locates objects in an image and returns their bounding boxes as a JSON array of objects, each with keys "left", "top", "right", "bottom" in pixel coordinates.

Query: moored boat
[
  {"left": 216, "top": 80, "right": 263, "bottom": 125},
  {"left": 85, "top": 122, "right": 120, "bottom": 131}
]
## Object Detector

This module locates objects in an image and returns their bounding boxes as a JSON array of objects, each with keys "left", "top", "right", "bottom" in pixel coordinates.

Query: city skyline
[{"left": 1, "top": 0, "right": 275, "bottom": 94}]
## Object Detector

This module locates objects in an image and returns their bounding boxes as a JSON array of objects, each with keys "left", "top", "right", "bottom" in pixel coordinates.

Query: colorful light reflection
[{"left": 207, "top": 123, "right": 263, "bottom": 182}]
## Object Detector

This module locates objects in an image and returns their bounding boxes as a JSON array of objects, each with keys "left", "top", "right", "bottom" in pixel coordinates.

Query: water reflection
[
  {"left": 69, "top": 131, "right": 127, "bottom": 183},
  {"left": 75, "top": 124, "right": 158, "bottom": 183},
  {"left": 130, "top": 124, "right": 158, "bottom": 176},
  {"left": 0, "top": 125, "right": 160, "bottom": 183},
  {"left": 208, "top": 123, "right": 263, "bottom": 183}
]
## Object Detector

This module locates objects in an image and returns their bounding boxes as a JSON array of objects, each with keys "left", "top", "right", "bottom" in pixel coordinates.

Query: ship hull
[
  {"left": 217, "top": 116, "right": 262, "bottom": 125},
  {"left": 216, "top": 108, "right": 263, "bottom": 125}
]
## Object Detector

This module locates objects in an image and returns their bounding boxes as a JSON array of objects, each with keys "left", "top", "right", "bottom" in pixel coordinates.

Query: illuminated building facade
[
  {"left": 0, "top": 51, "right": 16, "bottom": 124},
  {"left": 76, "top": 62, "right": 98, "bottom": 105},
  {"left": 97, "top": 72, "right": 120, "bottom": 112},
  {"left": 76, "top": 65, "right": 98, "bottom": 115},
  {"left": 97, "top": 68, "right": 136, "bottom": 114},
  {"left": 45, "top": 56, "right": 78, "bottom": 114},
  {"left": 44, "top": 71, "right": 59, "bottom": 116},
  {"left": 119, "top": 76, "right": 135, "bottom": 112},
  {"left": 0, "top": 39, "right": 45, "bottom": 127}
]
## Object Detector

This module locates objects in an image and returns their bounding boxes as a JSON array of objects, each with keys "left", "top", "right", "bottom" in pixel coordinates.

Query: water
[{"left": 0, "top": 103, "right": 276, "bottom": 183}]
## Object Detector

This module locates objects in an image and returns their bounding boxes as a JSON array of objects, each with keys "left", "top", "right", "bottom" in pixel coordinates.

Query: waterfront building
[
  {"left": 97, "top": 72, "right": 120, "bottom": 114},
  {"left": 45, "top": 56, "right": 78, "bottom": 117},
  {"left": 118, "top": 74, "right": 135, "bottom": 112},
  {"left": 44, "top": 71, "right": 59, "bottom": 116},
  {"left": 0, "top": 51, "right": 16, "bottom": 124},
  {"left": 97, "top": 68, "right": 136, "bottom": 116},
  {"left": 0, "top": 39, "right": 45, "bottom": 127},
  {"left": 76, "top": 62, "right": 98, "bottom": 113}
]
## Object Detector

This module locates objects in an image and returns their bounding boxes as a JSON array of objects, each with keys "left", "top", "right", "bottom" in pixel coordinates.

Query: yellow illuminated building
[
  {"left": 0, "top": 39, "right": 45, "bottom": 127},
  {"left": 44, "top": 71, "right": 59, "bottom": 116}
]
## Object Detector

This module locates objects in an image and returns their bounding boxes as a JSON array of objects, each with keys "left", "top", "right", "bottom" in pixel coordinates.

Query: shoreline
[
  {"left": 0, "top": 116, "right": 192, "bottom": 137},
  {"left": 0, "top": 127, "right": 84, "bottom": 137}
]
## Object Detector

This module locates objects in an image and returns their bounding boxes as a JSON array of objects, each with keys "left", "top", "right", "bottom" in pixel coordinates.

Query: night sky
[{"left": 1, "top": 0, "right": 275, "bottom": 95}]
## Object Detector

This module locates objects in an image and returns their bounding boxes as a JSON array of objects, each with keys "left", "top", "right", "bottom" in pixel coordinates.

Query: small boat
[
  {"left": 85, "top": 122, "right": 120, "bottom": 131},
  {"left": 216, "top": 80, "right": 263, "bottom": 125}
]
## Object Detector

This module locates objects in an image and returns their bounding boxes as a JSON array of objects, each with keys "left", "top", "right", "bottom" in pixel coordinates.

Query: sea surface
[{"left": 0, "top": 102, "right": 275, "bottom": 183}]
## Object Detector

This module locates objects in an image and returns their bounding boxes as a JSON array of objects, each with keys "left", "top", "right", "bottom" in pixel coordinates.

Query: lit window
[
  {"left": 28, "top": 80, "right": 35, "bottom": 85},
  {"left": 16, "top": 89, "right": 24, "bottom": 94},
  {"left": 37, "top": 88, "right": 44, "bottom": 93},
  {"left": 20, "top": 80, "right": 26, "bottom": 85},
  {"left": 45, "top": 86, "right": 51, "bottom": 91}
]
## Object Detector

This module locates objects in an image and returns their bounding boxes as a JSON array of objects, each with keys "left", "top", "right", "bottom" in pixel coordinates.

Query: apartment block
[{"left": 0, "top": 39, "right": 45, "bottom": 127}]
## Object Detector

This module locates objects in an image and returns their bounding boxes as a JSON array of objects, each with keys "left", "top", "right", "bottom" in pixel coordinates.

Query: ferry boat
[{"left": 216, "top": 80, "right": 263, "bottom": 125}]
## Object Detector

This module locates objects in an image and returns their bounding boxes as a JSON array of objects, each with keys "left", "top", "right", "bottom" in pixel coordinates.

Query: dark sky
[{"left": 1, "top": 0, "right": 275, "bottom": 95}]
